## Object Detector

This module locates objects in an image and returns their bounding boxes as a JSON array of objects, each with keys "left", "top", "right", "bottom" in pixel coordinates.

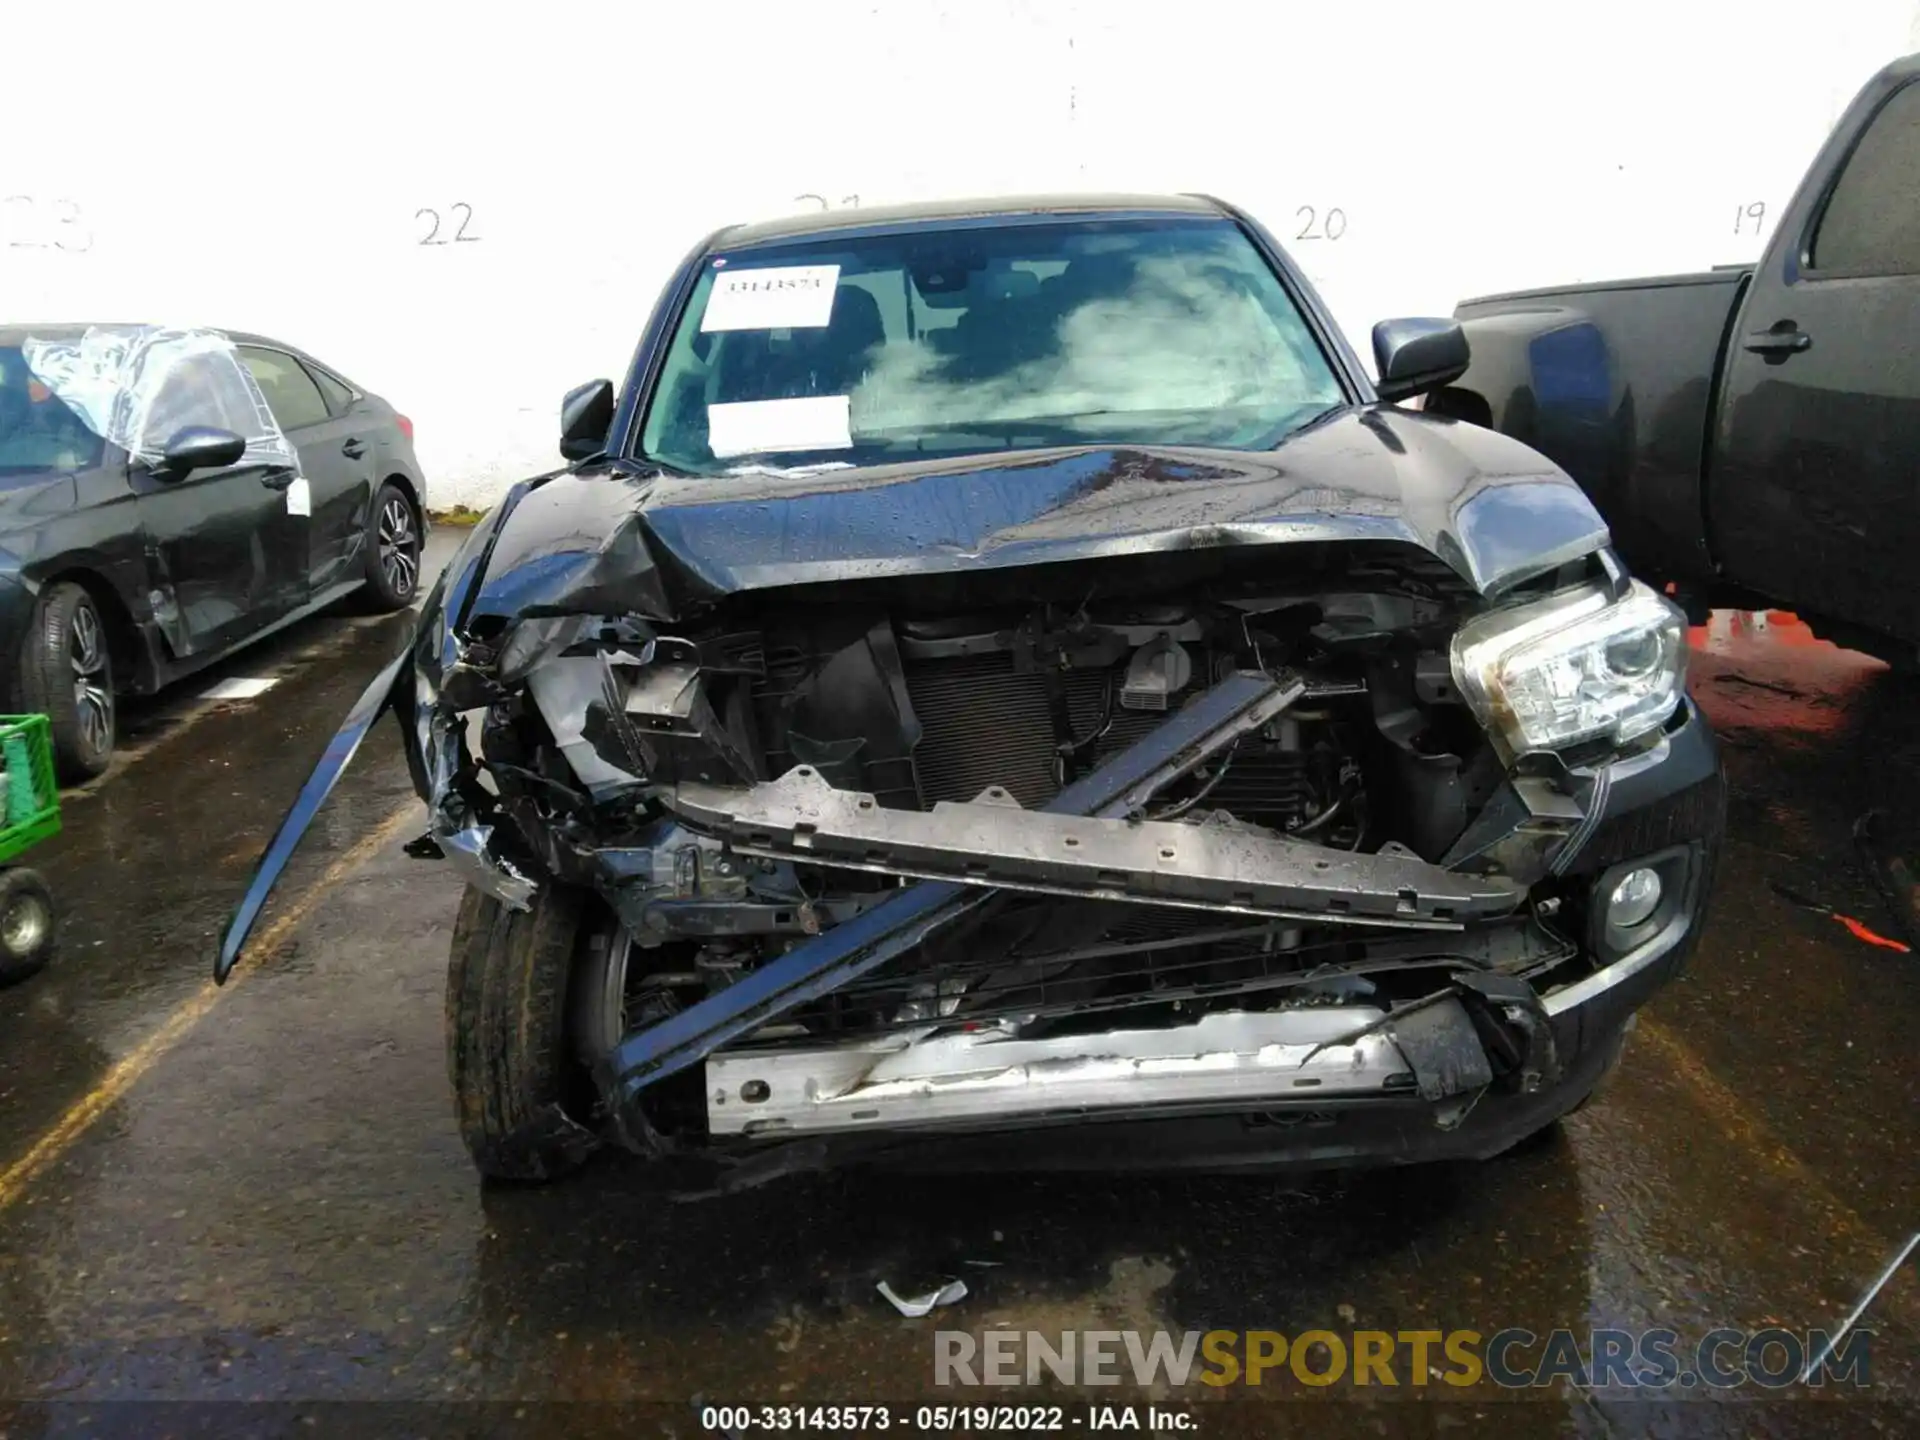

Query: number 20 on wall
[{"left": 1295, "top": 205, "right": 1348, "bottom": 241}]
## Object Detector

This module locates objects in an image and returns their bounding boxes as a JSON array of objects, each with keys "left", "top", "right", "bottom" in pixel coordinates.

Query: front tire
[
  {"left": 0, "top": 867, "right": 57, "bottom": 985},
  {"left": 445, "top": 884, "right": 600, "bottom": 1182},
  {"left": 13, "top": 581, "right": 115, "bottom": 782},
  {"left": 360, "top": 482, "right": 422, "bottom": 612}
]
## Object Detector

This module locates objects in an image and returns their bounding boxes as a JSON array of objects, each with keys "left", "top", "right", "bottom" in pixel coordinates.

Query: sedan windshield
[
  {"left": 639, "top": 216, "right": 1347, "bottom": 475},
  {"left": 0, "top": 346, "right": 105, "bottom": 475}
]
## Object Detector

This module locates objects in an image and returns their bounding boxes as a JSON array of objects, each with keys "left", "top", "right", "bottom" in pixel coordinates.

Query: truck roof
[{"left": 716, "top": 192, "right": 1229, "bottom": 249}]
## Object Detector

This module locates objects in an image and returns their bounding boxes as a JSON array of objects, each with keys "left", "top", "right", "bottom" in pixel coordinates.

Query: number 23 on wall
[{"left": 417, "top": 203, "right": 481, "bottom": 245}]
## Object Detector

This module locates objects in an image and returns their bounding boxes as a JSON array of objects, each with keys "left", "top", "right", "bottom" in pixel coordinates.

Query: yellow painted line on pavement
[
  {"left": 1637, "top": 1016, "right": 1872, "bottom": 1233},
  {"left": 0, "top": 801, "right": 420, "bottom": 1212},
  {"left": 1635, "top": 1015, "right": 1920, "bottom": 1324}
]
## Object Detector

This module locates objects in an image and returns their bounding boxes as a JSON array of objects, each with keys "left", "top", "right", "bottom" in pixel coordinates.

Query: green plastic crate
[{"left": 0, "top": 715, "right": 61, "bottom": 864}]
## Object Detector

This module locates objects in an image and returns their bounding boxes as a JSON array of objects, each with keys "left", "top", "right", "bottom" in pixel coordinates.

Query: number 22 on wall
[{"left": 417, "top": 204, "right": 481, "bottom": 245}]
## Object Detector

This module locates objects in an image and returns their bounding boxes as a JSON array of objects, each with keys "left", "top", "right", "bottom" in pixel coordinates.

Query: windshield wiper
[{"left": 1257, "top": 401, "right": 1352, "bottom": 450}]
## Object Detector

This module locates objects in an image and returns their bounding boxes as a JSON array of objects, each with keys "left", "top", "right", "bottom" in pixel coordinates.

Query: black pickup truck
[{"left": 1438, "top": 51, "right": 1920, "bottom": 666}]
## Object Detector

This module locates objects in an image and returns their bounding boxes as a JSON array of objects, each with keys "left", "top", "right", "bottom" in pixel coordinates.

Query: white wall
[{"left": 7, "top": 0, "right": 1918, "bottom": 508}]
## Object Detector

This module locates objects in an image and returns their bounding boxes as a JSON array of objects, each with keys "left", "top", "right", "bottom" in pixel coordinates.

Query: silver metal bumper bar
[{"left": 706, "top": 1007, "right": 1418, "bottom": 1137}]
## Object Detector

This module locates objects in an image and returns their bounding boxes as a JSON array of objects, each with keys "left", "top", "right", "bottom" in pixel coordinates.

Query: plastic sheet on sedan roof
[{"left": 20, "top": 325, "right": 299, "bottom": 472}]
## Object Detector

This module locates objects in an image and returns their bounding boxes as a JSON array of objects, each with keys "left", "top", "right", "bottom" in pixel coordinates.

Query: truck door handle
[
  {"left": 341, "top": 438, "right": 367, "bottom": 459},
  {"left": 1744, "top": 323, "right": 1812, "bottom": 359},
  {"left": 260, "top": 468, "right": 297, "bottom": 491}
]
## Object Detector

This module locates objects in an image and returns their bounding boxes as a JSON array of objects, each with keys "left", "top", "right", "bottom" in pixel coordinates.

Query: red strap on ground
[{"left": 1834, "top": 914, "right": 1912, "bottom": 952}]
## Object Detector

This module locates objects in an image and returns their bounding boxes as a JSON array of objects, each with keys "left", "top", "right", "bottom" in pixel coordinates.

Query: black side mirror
[
  {"left": 560, "top": 379, "right": 615, "bottom": 462},
  {"left": 156, "top": 425, "right": 247, "bottom": 480},
  {"left": 1371, "top": 319, "right": 1471, "bottom": 404}
]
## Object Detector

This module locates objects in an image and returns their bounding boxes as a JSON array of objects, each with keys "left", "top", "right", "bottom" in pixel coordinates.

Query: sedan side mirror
[
  {"left": 560, "top": 379, "right": 615, "bottom": 462},
  {"left": 156, "top": 425, "right": 247, "bottom": 480},
  {"left": 1371, "top": 318, "right": 1471, "bottom": 404}
]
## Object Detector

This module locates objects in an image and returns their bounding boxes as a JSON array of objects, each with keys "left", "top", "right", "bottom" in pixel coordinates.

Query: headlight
[{"left": 1450, "top": 579, "right": 1687, "bottom": 757}]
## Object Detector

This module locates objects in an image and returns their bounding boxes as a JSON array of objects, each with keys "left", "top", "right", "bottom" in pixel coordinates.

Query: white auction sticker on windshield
[
  {"left": 707, "top": 396, "right": 852, "bottom": 458},
  {"left": 700, "top": 264, "right": 841, "bottom": 332}
]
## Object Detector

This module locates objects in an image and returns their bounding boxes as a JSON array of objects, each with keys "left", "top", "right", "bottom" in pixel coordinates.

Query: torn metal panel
[
  {"left": 215, "top": 484, "right": 534, "bottom": 981},
  {"left": 215, "top": 649, "right": 410, "bottom": 983},
  {"left": 440, "top": 825, "right": 537, "bottom": 910},
  {"left": 668, "top": 767, "right": 1523, "bottom": 926},
  {"left": 596, "top": 669, "right": 1302, "bottom": 1109},
  {"left": 706, "top": 1006, "right": 1417, "bottom": 1137}
]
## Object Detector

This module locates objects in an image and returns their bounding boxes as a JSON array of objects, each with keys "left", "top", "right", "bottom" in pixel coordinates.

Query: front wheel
[
  {"left": 0, "top": 867, "right": 57, "bottom": 985},
  {"left": 445, "top": 884, "right": 600, "bottom": 1182}
]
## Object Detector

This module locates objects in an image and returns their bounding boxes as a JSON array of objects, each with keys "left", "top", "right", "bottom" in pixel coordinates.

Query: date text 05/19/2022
[{"left": 699, "top": 1405, "right": 1194, "bottom": 1432}]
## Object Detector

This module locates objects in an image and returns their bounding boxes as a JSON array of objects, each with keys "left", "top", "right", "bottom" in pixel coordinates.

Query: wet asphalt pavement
[{"left": 1, "top": 537, "right": 1917, "bottom": 1436}]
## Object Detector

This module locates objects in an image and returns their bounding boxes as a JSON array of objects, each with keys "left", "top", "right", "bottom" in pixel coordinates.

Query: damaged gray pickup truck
[{"left": 219, "top": 194, "right": 1726, "bottom": 1190}]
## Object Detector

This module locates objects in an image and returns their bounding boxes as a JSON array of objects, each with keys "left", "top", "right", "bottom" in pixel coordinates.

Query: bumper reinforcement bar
[{"left": 667, "top": 769, "right": 1522, "bottom": 926}]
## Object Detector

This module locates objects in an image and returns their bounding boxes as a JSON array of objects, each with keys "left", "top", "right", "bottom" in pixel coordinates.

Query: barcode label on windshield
[{"left": 700, "top": 265, "right": 841, "bottom": 332}]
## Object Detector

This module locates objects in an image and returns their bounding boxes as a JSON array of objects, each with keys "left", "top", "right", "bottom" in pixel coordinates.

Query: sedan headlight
[{"left": 1450, "top": 579, "right": 1687, "bottom": 757}]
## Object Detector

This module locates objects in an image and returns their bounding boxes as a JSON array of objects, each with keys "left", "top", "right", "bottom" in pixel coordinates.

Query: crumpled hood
[
  {"left": 213, "top": 404, "right": 1613, "bottom": 984},
  {"left": 468, "top": 405, "right": 1609, "bottom": 625}
]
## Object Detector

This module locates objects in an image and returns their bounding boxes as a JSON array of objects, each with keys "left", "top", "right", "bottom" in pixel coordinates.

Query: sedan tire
[
  {"left": 446, "top": 884, "right": 600, "bottom": 1182},
  {"left": 360, "top": 482, "right": 422, "bottom": 612},
  {"left": 12, "top": 581, "right": 114, "bottom": 783}
]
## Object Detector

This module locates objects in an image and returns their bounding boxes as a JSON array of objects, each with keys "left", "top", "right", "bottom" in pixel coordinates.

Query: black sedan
[{"left": 0, "top": 324, "right": 428, "bottom": 780}]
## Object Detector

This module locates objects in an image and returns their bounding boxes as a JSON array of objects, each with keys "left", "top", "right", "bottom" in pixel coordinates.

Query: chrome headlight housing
[{"left": 1450, "top": 579, "right": 1688, "bottom": 758}]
